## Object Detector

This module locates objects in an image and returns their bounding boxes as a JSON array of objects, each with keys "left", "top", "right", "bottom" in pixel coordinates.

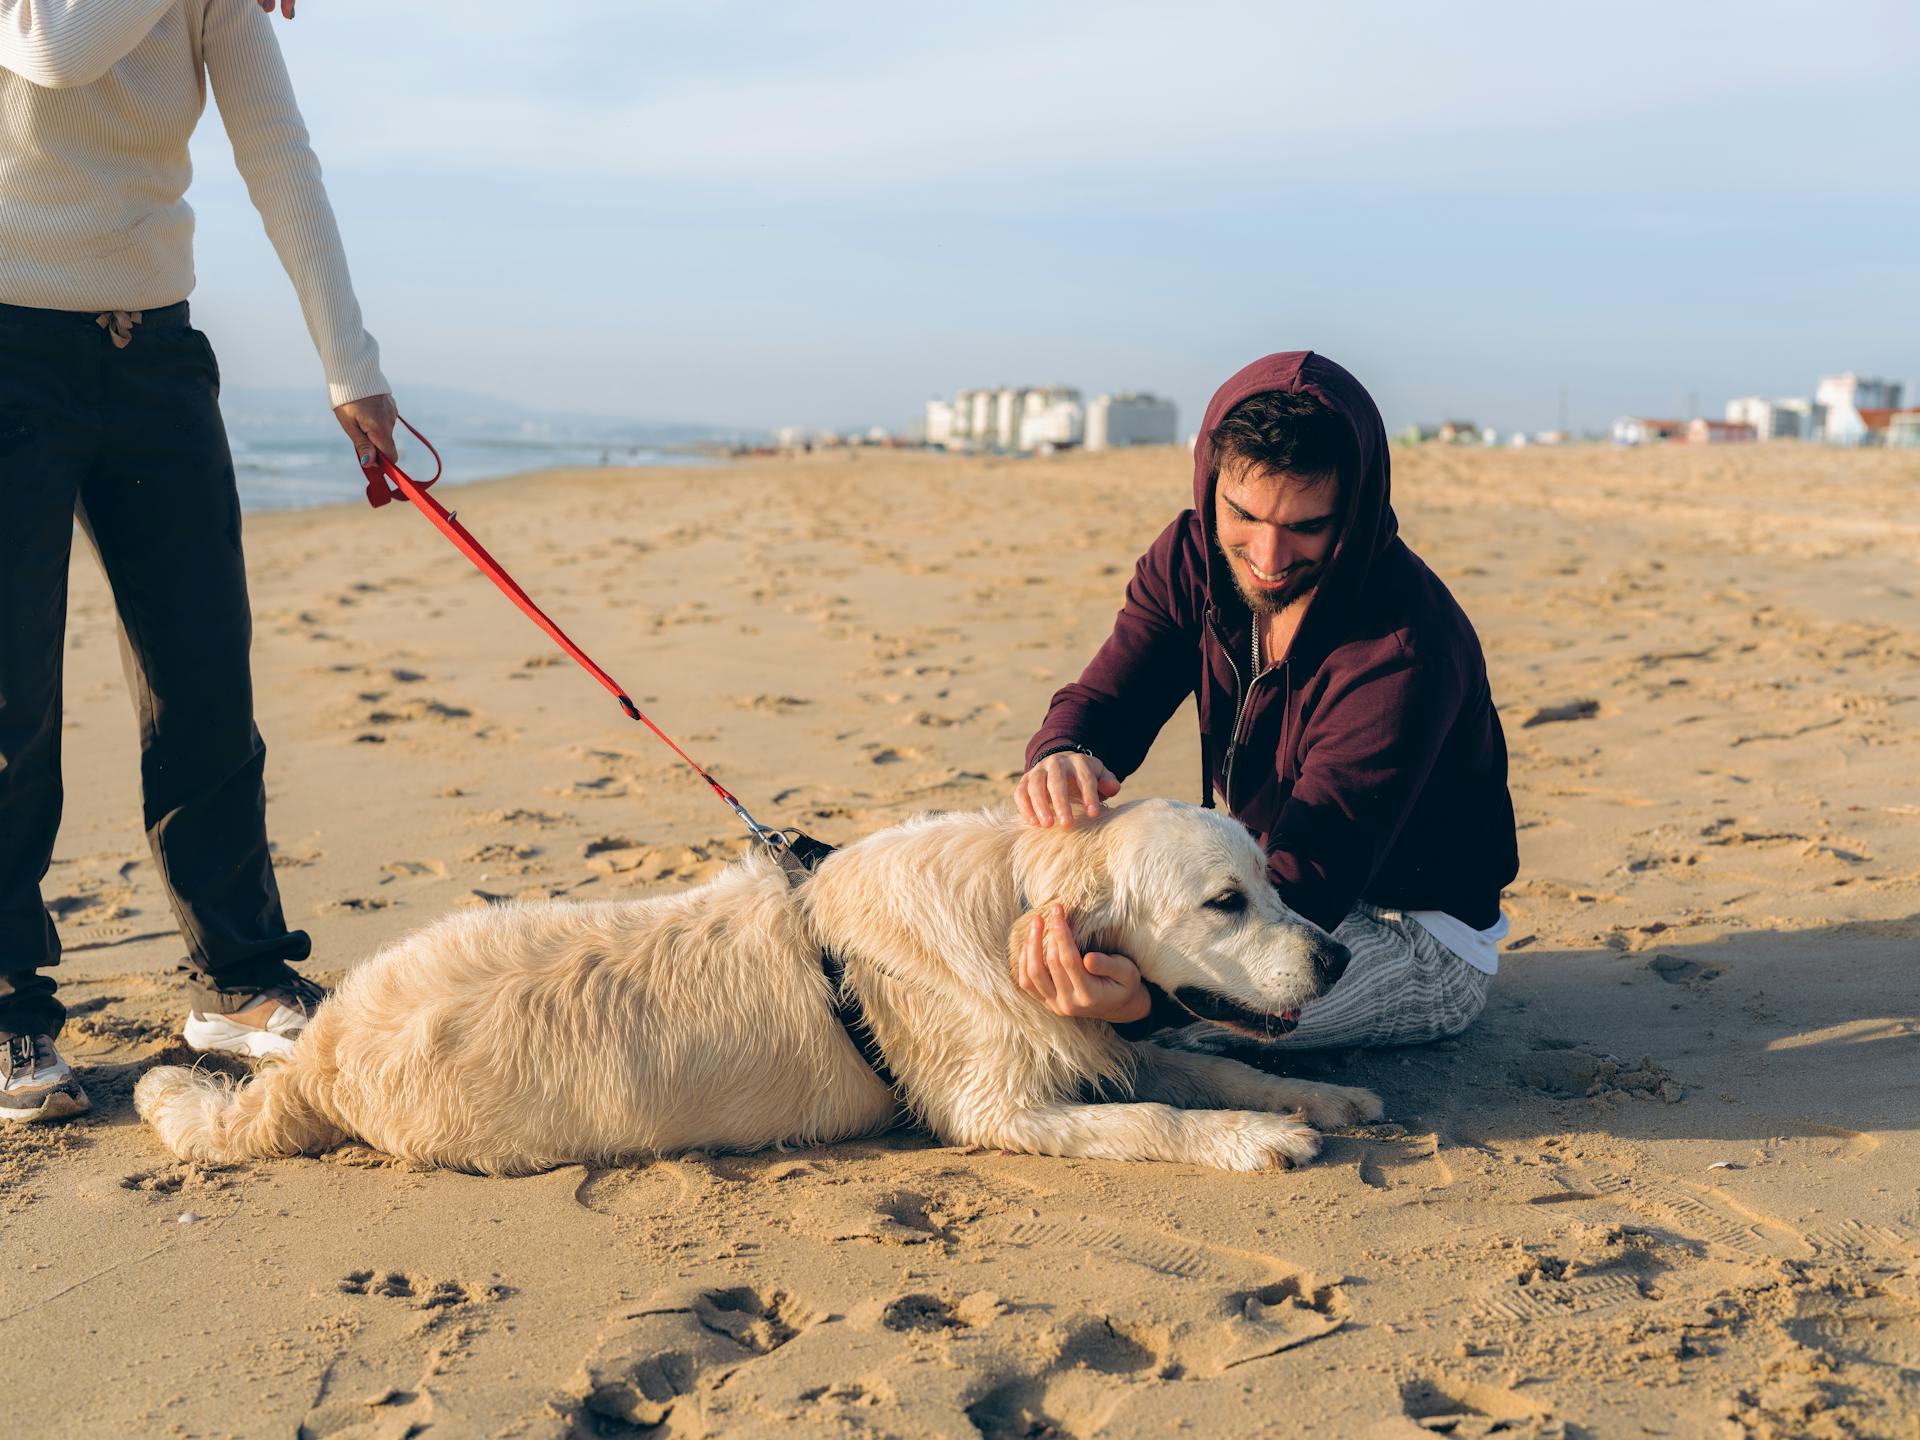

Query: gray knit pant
[{"left": 1265, "top": 902, "right": 1492, "bottom": 1051}]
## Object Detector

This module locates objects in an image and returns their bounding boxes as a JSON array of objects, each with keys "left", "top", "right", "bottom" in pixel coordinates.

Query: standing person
[
  {"left": 1, "top": 0, "right": 397, "bottom": 1121},
  {"left": 1012, "top": 352, "right": 1518, "bottom": 1048}
]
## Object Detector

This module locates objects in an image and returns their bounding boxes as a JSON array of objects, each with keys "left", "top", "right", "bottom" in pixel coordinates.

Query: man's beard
[{"left": 1224, "top": 549, "right": 1322, "bottom": 616}]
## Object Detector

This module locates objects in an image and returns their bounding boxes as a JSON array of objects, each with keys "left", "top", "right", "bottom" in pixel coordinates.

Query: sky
[{"left": 185, "top": 0, "right": 1920, "bottom": 436}]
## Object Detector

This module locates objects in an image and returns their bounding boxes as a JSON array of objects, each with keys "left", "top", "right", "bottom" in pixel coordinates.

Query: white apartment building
[
  {"left": 925, "top": 399, "right": 957, "bottom": 448},
  {"left": 1086, "top": 392, "right": 1179, "bottom": 449},
  {"left": 967, "top": 389, "right": 995, "bottom": 442},
  {"left": 1723, "top": 396, "right": 1817, "bottom": 442},
  {"left": 992, "top": 388, "right": 1028, "bottom": 450},
  {"left": 1018, "top": 386, "right": 1085, "bottom": 450}
]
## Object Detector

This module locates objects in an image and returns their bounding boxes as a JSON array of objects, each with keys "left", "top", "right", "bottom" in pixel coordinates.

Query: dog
[{"left": 136, "top": 799, "right": 1382, "bottom": 1174}]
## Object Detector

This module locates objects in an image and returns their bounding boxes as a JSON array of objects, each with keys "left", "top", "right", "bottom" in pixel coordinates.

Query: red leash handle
[
  {"left": 361, "top": 415, "right": 443, "bottom": 507},
  {"left": 359, "top": 419, "right": 781, "bottom": 846}
]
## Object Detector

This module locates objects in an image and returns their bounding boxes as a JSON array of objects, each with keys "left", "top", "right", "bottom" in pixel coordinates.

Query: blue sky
[{"left": 186, "top": 1, "right": 1919, "bottom": 435}]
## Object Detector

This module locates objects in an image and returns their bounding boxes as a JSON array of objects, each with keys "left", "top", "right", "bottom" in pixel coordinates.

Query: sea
[{"left": 222, "top": 386, "right": 737, "bottom": 514}]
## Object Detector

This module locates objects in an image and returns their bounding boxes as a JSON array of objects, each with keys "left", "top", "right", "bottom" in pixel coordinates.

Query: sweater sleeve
[
  {"left": 0, "top": 0, "right": 175, "bottom": 88},
  {"left": 1265, "top": 640, "right": 1464, "bottom": 933},
  {"left": 201, "top": 0, "right": 388, "bottom": 406},
  {"left": 1024, "top": 515, "right": 1202, "bottom": 781}
]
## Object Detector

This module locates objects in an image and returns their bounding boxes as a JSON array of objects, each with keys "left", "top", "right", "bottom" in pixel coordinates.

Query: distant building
[
  {"left": 1826, "top": 399, "right": 1908, "bottom": 447},
  {"left": 989, "top": 388, "right": 1027, "bottom": 450},
  {"left": 1886, "top": 410, "right": 1920, "bottom": 449},
  {"left": 965, "top": 389, "right": 995, "bottom": 443},
  {"left": 1086, "top": 392, "right": 1179, "bottom": 450},
  {"left": 925, "top": 399, "right": 957, "bottom": 448},
  {"left": 1686, "top": 419, "right": 1753, "bottom": 445},
  {"left": 1686, "top": 418, "right": 1756, "bottom": 444},
  {"left": 1816, "top": 373, "right": 1903, "bottom": 415},
  {"left": 1612, "top": 417, "right": 1687, "bottom": 445},
  {"left": 1724, "top": 396, "right": 1812, "bottom": 442},
  {"left": 1773, "top": 398, "right": 1825, "bottom": 442},
  {"left": 1018, "top": 386, "right": 1084, "bottom": 451},
  {"left": 1437, "top": 419, "right": 1479, "bottom": 444}
]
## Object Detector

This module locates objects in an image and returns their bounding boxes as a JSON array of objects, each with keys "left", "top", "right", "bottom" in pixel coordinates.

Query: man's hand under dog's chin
[{"left": 1017, "top": 905, "right": 1152, "bottom": 1023}]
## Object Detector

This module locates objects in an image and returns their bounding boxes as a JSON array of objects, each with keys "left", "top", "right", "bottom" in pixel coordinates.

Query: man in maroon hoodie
[{"left": 1014, "top": 352, "right": 1518, "bottom": 1047}]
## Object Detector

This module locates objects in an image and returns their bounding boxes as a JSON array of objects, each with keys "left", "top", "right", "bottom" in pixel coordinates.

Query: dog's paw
[
  {"left": 1208, "top": 1112, "right": 1322, "bottom": 1172},
  {"left": 1292, "top": 1083, "right": 1384, "bottom": 1129}
]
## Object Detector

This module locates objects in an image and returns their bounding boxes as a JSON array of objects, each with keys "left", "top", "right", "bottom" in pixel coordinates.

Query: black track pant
[{"left": 0, "top": 300, "right": 309, "bottom": 1042}]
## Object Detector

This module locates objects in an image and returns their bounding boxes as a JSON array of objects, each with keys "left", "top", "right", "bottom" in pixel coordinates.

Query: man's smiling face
[{"left": 1214, "top": 458, "right": 1340, "bottom": 616}]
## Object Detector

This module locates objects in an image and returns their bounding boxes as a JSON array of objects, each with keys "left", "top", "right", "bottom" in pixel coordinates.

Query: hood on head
[{"left": 1193, "top": 352, "right": 1397, "bottom": 651}]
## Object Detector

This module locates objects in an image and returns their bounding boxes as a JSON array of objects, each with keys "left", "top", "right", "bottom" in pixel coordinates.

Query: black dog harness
[{"left": 773, "top": 831, "right": 901, "bottom": 1094}]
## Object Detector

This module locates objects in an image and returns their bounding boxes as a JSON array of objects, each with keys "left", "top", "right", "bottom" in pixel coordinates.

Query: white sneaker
[
  {"left": 0, "top": 1034, "right": 91, "bottom": 1123},
  {"left": 184, "top": 972, "right": 326, "bottom": 1061}
]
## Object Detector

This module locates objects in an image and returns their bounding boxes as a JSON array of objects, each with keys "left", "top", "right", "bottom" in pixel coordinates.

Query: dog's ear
[{"left": 1006, "top": 819, "right": 1123, "bottom": 983}]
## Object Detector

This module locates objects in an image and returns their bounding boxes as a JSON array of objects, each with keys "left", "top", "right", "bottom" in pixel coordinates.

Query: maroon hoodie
[{"left": 1026, "top": 352, "right": 1518, "bottom": 934}]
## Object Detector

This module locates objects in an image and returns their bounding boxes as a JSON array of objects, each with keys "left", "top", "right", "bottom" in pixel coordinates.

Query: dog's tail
[{"left": 135, "top": 1057, "right": 345, "bottom": 1163}]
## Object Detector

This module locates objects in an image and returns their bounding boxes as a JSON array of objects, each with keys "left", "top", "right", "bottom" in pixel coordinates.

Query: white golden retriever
[{"left": 136, "top": 799, "right": 1381, "bottom": 1174}]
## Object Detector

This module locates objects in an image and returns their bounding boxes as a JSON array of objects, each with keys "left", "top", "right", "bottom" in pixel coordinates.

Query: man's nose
[{"left": 1250, "top": 528, "right": 1289, "bottom": 572}]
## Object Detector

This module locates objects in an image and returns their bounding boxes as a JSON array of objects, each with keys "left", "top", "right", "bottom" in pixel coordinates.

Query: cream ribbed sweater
[{"left": 0, "top": 0, "right": 387, "bottom": 405}]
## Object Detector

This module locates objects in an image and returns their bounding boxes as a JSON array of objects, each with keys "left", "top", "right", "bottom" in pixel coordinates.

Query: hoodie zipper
[{"left": 1222, "top": 623, "right": 1268, "bottom": 807}]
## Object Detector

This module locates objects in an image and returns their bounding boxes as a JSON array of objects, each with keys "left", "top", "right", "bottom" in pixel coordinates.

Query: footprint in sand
[
  {"left": 317, "top": 896, "right": 392, "bottom": 915},
  {"left": 1508, "top": 1041, "right": 1682, "bottom": 1103},
  {"left": 336, "top": 1269, "right": 508, "bottom": 1309},
  {"left": 559, "top": 1285, "right": 821, "bottom": 1432},
  {"left": 1546, "top": 1162, "right": 1814, "bottom": 1262},
  {"left": 732, "top": 693, "right": 814, "bottom": 713},
  {"left": 551, "top": 774, "right": 638, "bottom": 800},
  {"left": 981, "top": 1213, "right": 1347, "bottom": 1374},
  {"left": 380, "top": 859, "right": 448, "bottom": 881},
  {"left": 1646, "top": 953, "right": 1721, "bottom": 987},
  {"left": 803, "top": 1182, "right": 1001, "bottom": 1250},
  {"left": 1398, "top": 1375, "right": 1565, "bottom": 1438},
  {"left": 462, "top": 841, "right": 540, "bottom": 867},
  {"left": 1351, "top": 1125, "right": 1454, "bottom": 1191}
]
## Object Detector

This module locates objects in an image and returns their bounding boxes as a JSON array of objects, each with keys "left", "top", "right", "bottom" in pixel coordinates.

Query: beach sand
[{"left": 3, "top": 442, "right": 1917, "bottom": 1437}]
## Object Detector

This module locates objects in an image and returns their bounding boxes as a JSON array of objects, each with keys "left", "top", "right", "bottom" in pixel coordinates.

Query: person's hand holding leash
[
  {"left": 336, "top": 393, "right": 400, "bottom": 471},
  {"left": 1015, "top": 750, "right": 1120, "bottom": 828},
  {"left": 1018, "top": 905, "right": 1150, "bottom": 1023}
]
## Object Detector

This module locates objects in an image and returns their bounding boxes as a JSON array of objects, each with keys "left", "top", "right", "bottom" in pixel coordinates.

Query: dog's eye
[{"left": 1203, "top": 889, "right": 1247, "bottom": 914}]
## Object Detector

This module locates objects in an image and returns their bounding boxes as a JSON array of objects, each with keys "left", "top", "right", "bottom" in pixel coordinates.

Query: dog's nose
[{"left": 1311, "top": 937, "right": 1351, "bottom": 993}]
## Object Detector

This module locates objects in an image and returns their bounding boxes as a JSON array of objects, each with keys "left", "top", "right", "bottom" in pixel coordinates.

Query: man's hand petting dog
[
  {"left": 1018, "top": 904, "right": 1152, "bottom": 1024},
  {"left": 1015, "top": 750, "right": 1121, "bottom": 828}
]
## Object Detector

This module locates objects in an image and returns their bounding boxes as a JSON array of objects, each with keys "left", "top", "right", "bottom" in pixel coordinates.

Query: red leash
[{"left": 360, "top": 418, "right": 786, "bottom": 851}]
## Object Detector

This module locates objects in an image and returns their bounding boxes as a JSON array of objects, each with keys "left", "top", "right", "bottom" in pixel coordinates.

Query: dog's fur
[{"left": 135, "top": 800, "right": 1381, "bottom": 1174}]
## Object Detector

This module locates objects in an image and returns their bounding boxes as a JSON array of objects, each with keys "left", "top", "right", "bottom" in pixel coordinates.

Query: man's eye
[{"left": 1204, "top": 889, "right": 1246, "bottom": 914}]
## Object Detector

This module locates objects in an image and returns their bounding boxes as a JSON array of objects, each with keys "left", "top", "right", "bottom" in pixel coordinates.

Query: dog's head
[{"left": 1011, "top": 799, "right": 1348, "bottom": 1039}]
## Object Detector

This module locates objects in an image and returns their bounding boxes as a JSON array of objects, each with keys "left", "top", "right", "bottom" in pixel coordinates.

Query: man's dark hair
[{"left": 1209, "top": 390, "right": 1352, "bottom": 488}]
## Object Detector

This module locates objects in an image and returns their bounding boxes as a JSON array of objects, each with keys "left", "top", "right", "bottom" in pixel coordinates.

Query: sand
[{"left": 2, "top": 441, "right": 1916, "bottom": 1438}]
